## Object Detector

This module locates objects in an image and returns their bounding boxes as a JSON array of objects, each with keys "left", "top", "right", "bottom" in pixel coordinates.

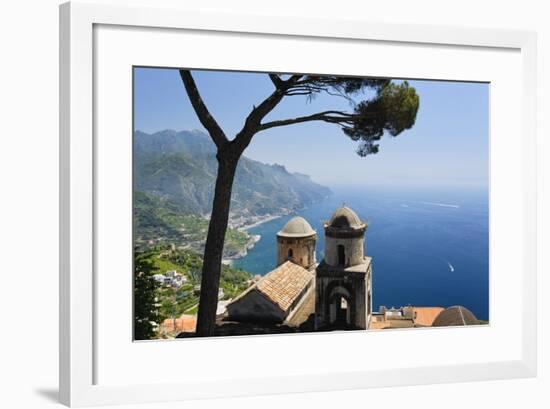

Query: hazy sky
[{"left": 134, "top": 68, "right": 489, "bottom": 189}]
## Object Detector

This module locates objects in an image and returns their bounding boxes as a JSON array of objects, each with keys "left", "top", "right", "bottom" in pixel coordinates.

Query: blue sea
[{"left": 233, "top": 186, "right": 489, "bottom": 321}]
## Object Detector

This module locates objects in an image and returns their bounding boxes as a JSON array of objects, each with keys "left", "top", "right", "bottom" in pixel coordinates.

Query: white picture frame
[{"left": 59, "top": 1, "right": 537, "bottom": 406}]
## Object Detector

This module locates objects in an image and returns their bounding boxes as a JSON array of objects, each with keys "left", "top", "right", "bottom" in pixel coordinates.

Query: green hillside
[
  {"left": 134, "top": 129, "right": 332, "bottom": 220},
  {"left": 134, "top": 191, "right": 250, "bottom": 258},
  {"left": 134, "top": 246, "right": 252, "bottom": 339}
]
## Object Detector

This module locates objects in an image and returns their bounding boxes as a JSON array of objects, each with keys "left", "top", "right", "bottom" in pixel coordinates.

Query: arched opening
[
  {"left": 327, "top": 286, "right": 352, "bottom": 326},
  {"left": 287, "top": 248, "right": 293, "bottom": 259},
  {"left": 337, "top": 297, "right": 348, "bottom": 322},
  {"left": 337, "top": 245, "right": 345, "bottom": 267}
]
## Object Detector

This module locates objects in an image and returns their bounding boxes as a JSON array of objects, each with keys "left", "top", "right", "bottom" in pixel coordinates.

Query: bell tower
[
  {"left": 276, "top": 216, "right": 317, "bottom": 271},
  {"left": 315, "top": 206, "right": 372, "bottom": 330}
]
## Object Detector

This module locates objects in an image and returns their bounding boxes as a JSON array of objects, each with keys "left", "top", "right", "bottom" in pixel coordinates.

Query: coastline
[
  {"left": 222, "top": 197, "right": 331, "bottom": 266},
  {"left": 239, "top": 214, "right": 283, "bottom": 231},
  {"left": 222, "top": 213, "right": 286, "bottom": 265},
  {"left": 222, "top": 233, "right": 262, "bottom": 266}
]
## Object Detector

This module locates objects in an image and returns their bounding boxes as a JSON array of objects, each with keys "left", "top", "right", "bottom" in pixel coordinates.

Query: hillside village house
[{"left": 153, "top": 270, "right": 188, "bottom": 288}]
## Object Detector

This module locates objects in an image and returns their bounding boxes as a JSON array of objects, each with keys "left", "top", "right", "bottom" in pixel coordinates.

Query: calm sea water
[{"left": 233, "top": 186, "right": 489, "bottom": 320}]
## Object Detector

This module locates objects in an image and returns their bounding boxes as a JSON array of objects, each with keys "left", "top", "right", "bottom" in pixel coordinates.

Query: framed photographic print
[{"left": 59, "top": 1, "right": 537, "bottom": 406}]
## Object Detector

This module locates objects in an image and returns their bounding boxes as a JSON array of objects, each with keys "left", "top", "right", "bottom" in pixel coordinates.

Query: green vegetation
[
  {"left": 134, "top": 190, "right": 251, "bottom": 258},
  {"left": 218, "top": 268, "right": 253, "bottom": 300},
  {"left": 223, "top": 226, "right": 252, "bottom": 257},
  {"left": 157, "top": 246, "right": 252, "bottom": 299},
  {"left": 133, "top": 252, "right": 161, "bottom": 340},
  {"left": 133, "top": 128, "right": 332, "bottom": 337},
  {"left": 133, "top": 129, "right": 332, "bottom": 219},
  {"left": 133, "top": 246, "right": 253, "bottom": 339},
  {"left": 184, "top": 305, "right": 199, "bottom": 315},
  {"left": 133, "top": 190, "right": 190, "bottom": 243}
]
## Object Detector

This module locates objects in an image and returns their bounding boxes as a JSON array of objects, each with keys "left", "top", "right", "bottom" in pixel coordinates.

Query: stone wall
[
  {"left": 277, "top": 235, "right": 317, "bottom": 270},
  {"left": 226, "top": 289, "right": 285, "bottom": 323},
  {"left": 314, "top": 261, "right": 372, "bottom": 330},
  {"left": 324, "top": 235, "right": 365, "bottom": 268}
]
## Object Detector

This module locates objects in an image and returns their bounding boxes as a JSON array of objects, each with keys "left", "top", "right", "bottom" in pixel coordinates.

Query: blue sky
[{"left": 134, "top": 67, "right": 489, "bottom": 188}]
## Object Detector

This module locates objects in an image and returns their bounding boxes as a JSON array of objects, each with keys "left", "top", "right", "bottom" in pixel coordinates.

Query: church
[
  {"left": 222, "top": 204, "right": 480, "bottom": 333},
  {"left": 226, "top": 206, "right": 373, "bottom": 330}
]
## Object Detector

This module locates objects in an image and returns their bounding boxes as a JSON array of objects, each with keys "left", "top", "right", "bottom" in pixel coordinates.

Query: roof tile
[{"left": 256, "top": 261, "right": 313, "bottom": 312}]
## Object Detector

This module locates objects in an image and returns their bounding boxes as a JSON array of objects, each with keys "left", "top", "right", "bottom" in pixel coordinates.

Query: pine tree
[
  {"left": 179, "top": 72, "right": 420, "bottom": 336},
  {"left": 134, "top": 251, "right": 161, "bottom": 340}
]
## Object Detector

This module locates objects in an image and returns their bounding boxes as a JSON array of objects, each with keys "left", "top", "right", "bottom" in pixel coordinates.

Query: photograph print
[{"left": 133, "top": 68, "right": 489, "bottom": 340}]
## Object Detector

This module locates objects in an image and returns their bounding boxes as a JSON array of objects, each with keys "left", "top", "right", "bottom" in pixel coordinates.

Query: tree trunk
[{"left": 195, "top": 154, "right": 239, "bottom": 336}]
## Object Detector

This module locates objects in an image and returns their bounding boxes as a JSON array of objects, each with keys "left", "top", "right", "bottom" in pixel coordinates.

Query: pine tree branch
[
  {"left": 269, "top": 74, "right": 283, "bottom": 88},
  {"left": 259, "top": 110, "right": 354, "bottom": 130},
  {"left": 231, "top": 87, "right": 287, "bottom": 153},
  {"left": 179, "top": 70, "right": 228, "bottom": 149}
]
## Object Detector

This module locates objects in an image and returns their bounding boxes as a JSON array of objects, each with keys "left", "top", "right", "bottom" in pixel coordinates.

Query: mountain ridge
[{"left": 134, "top": 129, "right": 332, "bottom": 223}]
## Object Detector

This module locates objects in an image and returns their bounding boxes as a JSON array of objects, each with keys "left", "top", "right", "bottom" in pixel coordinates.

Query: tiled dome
[{"left": 432, "top": 306, "right": 479, "bottom": 327}]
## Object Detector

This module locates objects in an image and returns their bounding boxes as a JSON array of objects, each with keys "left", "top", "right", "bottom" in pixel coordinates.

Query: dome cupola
[
  {"left": 276, "top": 216, "right": 317, "bottom": 270},
  {"left": 323, "top": 206, "right": 367, "bottom": 268},
  {"left": 277, "top": 216, "right": 316, "bottom": 238},
  {"left": 432, "top": 306, "right": 479, "bottom": 327},
  {"left": 327, "top": 206, "right": 366, "bottom": 230}
]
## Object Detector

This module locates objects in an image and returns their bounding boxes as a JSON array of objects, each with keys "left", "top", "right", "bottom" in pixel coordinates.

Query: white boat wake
[
  {"left": 419, "top": 201, "right": 460, "bottom": 209},
  {"left": 447, "top": 261, "right": 455, "bottom": 272}
]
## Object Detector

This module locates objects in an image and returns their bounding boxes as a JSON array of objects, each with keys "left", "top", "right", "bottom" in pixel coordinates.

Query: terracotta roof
[
  {"left": 160, "top": 314, "right": 197, "bottom": 334},
  {"left": 432, "top": 306, "right": 479, "bottom": 327},
  {"left": 413, "top": 307, "right": 445, "bottom": 327},
  {"left": 369, "top": 318, "right": 390, "bottom": 330},
  {"left": 369, "top": 318, "right": 415, "bottom": 329},
  {"left": 256, "top": 261, "right": 313, "bottom": 312},
  {"left": 369, "top": 306, "right": 446, "bottom": 330}
]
